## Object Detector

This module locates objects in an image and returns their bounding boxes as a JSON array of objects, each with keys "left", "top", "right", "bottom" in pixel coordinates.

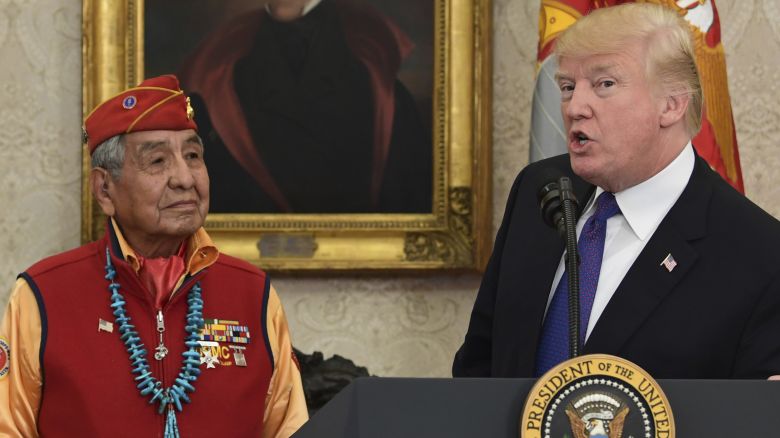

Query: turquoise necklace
[{"left": 104, "top": 248, "right": 205, "bottom": 438}]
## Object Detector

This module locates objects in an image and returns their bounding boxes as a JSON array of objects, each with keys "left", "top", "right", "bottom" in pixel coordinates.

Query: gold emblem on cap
[{"left": 186, "top": 96, "right": 195, "bottom": 120}]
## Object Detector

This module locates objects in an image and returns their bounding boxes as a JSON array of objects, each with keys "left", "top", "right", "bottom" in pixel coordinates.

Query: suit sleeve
[
  {"left": 452, "top": 170, "right": 526, "bottom": 377},
  {"left": 0, "top": 278, "right": 43, "bottom": 438},
  {"left": 262, "top": 284, "right": 308, "bottom": 437},
  {"left": 732, "top": 268, "right": 780, "bottom": 378}
]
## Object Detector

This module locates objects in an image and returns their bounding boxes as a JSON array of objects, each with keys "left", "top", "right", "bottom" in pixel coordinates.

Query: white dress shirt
[{"left": 545, "top": 142, "right": 695, "bottom": 341}]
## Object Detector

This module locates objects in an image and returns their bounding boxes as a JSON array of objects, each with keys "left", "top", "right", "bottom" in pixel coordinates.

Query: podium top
[{"left": 294, "top": 377, "right": 780, "bottom": 438}]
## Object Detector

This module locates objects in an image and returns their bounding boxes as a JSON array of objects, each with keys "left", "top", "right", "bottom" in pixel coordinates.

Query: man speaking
[{"left": 454, "top": 3, "right": 780, "bottom": 379}]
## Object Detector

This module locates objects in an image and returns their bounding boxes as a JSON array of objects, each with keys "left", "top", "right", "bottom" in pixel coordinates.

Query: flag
[
  {"left": 98, "top": 318, "right": 114, "bottom": 333},
  {"left": 660, "top": 253, "right": 678, "bottom": 272},
  {"left": 530, "top": 0, "right": 744, "bottom": 193}
]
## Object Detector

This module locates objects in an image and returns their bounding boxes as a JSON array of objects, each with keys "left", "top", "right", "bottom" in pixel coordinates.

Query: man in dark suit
[
  {"left": 180, "top": 0, "right": 432, "bottom": 214},
  {"left": 453, "top": 3, "right": 780, "bottom": 379}
]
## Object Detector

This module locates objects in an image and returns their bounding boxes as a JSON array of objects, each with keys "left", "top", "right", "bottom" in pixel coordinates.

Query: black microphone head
[
  {"left": 557, "top": 176, "right": 580, "bottom": 216},
  {"left": 537, "top": 172, "right": 564, "bottom": 232}
]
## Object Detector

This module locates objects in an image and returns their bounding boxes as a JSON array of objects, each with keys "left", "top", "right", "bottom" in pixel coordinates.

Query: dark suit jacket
[{"left": 453, "top": 153, "right": 780, "bottom": 379}]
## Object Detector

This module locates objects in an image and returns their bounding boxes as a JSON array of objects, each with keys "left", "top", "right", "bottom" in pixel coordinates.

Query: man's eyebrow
[
  {"left": 554, "top": 72, "right": 572, "bottom": 83},
  {"left": 555, "top": 62, "right": 621, "bottom": 83},
  {"left": 185, "top": 134, "right": 204, "bottom": 146},
  {"left": 138, "top": 140, "right": 168, "bottom": 154},
  {"left": 585, "top": 62, "right": 620, "bottom": 76}
]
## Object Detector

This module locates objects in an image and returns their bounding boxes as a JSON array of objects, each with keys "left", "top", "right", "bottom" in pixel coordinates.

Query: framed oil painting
[{"left": 82, "top": 0, "right": 492, "bottom": 271}]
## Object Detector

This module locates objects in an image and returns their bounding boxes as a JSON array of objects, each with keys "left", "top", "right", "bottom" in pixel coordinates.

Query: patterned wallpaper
[
  {"left": 0, "top": 0, "right": 778, "bottom": 377},
  {"left": 0, "top": 0, "right": 82, "bottom": 304}
]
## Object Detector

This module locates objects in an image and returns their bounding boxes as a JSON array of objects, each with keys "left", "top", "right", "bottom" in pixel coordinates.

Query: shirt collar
[
  {"left": 585, "top": 142, "right": 695, "bottom": 241},
  {"left": 109, "top": 217, "right": 219, "bottom": 275}
]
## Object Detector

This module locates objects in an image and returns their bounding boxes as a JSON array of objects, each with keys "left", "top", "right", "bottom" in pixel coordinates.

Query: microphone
[
  {"left": 537, "top": 174, "right": 580, "bottom": 237},
  {"left": 537, "top": 178, "right": 566, "bottom": 238},
  {"left": 537, "top": 172, "right": 582, "bottom": 358}
]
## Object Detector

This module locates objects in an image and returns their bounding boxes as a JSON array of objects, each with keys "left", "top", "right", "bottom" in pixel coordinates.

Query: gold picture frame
[{"left": 81, "top": 0, "right": 492, "bottom": 271}]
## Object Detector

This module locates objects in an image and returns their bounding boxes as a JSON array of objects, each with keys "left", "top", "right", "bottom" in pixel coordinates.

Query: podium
[{"left": 294, "top": 377, "right": 780, "bottom": 437}]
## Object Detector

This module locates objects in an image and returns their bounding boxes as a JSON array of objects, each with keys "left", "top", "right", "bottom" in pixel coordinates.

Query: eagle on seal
[{"left": 565, "top": 403, "right": 629, "bottom": 438}]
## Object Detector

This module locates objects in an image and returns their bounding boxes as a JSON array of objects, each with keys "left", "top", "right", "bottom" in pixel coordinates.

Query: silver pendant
[{"left": 154, "top": 344, "right": 169, "bottom": 360}]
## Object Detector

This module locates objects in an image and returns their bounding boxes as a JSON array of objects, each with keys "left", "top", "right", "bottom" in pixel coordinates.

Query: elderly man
[
  {"left": 0, "top": 75, "right": 307, "bottom": 437},
  {"left": 454, "top": 3, "right": 780, "bottom": 379}
]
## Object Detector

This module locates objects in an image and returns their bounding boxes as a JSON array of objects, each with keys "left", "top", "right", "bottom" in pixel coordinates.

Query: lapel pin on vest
[{"left": 98, "top": 318, "right": 114, "bottom": 333}]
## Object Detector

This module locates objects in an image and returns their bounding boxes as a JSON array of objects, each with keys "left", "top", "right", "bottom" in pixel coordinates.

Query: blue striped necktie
[{"left": 534, "top": 191, "right": 621, "bottom": 376}]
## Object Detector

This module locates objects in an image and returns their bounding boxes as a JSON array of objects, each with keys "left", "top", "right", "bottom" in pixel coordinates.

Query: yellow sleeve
[
  {"left": 0, "top": 278, "right": 43, "bottom": 438},
  {"left": 262, "top": 284, "right": 308, "bottom": 438}
]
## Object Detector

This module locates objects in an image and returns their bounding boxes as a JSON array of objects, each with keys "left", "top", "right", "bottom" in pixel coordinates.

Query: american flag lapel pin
[
  {"left": 660, "top": 253, "right": 677, "bottom": 272},
  {"left": 98, "top": 318, "right": 114, "bottom": 333}
]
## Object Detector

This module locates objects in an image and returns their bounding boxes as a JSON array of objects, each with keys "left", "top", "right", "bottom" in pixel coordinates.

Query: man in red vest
[{"left": 0, "top": 75, "right": 308, "bottom": 437}]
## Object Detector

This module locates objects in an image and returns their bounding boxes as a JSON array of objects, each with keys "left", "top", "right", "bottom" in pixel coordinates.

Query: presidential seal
[{"left": 520, "top": 354, "right": 674, "bottom": 438}]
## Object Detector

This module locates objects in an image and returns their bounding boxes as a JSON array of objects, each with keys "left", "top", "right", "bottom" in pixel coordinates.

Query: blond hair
[{"left": 555, "top": 3, "right": 702, "bottom": 136}]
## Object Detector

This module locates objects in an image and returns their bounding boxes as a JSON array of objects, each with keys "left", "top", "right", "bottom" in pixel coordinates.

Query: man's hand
[{"left": 768, "top": 376, "right": 780, "bottom": 381}]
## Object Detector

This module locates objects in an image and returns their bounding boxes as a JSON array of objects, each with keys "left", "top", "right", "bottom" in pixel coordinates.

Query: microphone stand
[{"left": 558, "top": 177, "right": 580, "bottom": 358}]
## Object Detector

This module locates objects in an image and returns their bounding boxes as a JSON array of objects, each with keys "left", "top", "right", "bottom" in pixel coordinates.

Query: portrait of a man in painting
[{"left": 146, "top": 0, "right": 434, "bottom": 214}]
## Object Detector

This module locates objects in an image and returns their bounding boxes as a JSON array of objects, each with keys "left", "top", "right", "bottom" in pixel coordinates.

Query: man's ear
[
  {"left": 90, "top": 168, "right": 116, "bottom": 217},
  {"left": 659, "top": 92, "right": 690, "bottom": 128}
]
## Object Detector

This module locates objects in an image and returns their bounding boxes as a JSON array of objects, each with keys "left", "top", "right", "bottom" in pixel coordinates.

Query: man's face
[
  {"left": 109, "top": 129, "right": 209, "bottom": 249},
  {"left": 557, "top": 44, "right": 669, "bottom": 192}
]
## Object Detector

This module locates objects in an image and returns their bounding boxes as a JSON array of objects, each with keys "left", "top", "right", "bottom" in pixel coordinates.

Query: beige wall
[{"left": 1, "top": 0, "right": 778, "bottom": 377}]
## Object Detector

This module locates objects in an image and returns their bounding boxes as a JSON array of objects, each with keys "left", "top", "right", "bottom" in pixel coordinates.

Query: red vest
[{"left": 23, "top": 229, "right": 274, "bottom": 437}]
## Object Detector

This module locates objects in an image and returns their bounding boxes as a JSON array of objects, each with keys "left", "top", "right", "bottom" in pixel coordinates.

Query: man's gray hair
[{"left": 91, "top": 134, "right": 125, "bottom": 180}]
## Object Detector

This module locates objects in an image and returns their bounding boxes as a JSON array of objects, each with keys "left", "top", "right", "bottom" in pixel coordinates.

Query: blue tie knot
[{"left": 593, "top": 192, "right": 620, "bottom": 223}]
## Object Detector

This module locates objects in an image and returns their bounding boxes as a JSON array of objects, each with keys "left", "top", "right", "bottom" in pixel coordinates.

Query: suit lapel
[
  {"left": 582, "top": 222, "right": 698, "bottom": 354},
  {"left": 584, "top": 156, "right": 712, "bottom": 355}
]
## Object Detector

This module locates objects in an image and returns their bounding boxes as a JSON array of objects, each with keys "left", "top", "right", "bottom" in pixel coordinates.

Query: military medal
[
  {"left": 230, "top": 345, "right": 248, "bottom": 367},
  {"left": 200, "top": 319, "right": 251, "bottom": 344},
  {"left": 200, "top": 349, "right": 220, "bottom": 369}
]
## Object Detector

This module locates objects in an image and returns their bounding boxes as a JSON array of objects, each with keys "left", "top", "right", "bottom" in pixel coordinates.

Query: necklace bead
[{"left": 104, "top": 248, "right": 204, "bottom": 437}]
